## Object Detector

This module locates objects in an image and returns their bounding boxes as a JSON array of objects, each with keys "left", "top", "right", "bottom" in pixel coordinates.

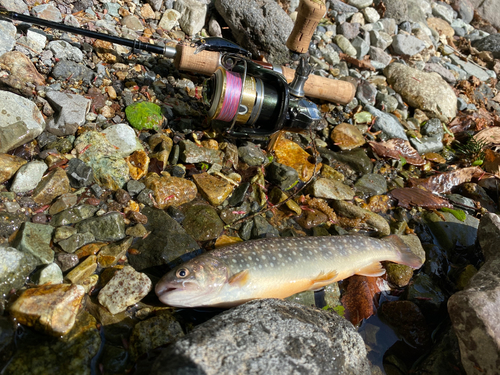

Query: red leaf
[
  {"left": 389, "top": 187, "right": 453, "bottom": 209},
  {"left": 341, "top": 275, "right": 382, "bottom": 326},
  {"left": 369, "top": 139, "right": 425, "bottom": 166},
  {"left": 407, "top": 167, "right": 483, "bottom": 194}
]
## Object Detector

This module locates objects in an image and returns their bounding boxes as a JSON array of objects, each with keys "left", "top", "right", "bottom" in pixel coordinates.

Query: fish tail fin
[{"left": 383, "top": 235, "right": 423, "bottom": 269}]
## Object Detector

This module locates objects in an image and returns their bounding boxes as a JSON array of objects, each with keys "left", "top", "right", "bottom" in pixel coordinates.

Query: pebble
[
  {"left": 11, "top": 222, "right": 54, "bottom": 265},
  {"left": 351, "top": 36, "right": 370, "bottom": 59},
  {"left": 369, "top": 46, "right": 392, "bottom": 67},
  {"left": 65, "top": 254, "right": 98, "bottom": 284},
  {"left": 370, "top": 30, "right": 393, "bottom": 50},
  {"left": 306, "top": 177, "right": 355, "bottom": 200},
  {"left": 58, "top": 232, "right": 96, "bottom": 253},
  {"left": 75, "top": 212, "right": 126, "bottom": 242},
  {"left": 347, "top": 0, "right": 372, "bottom": 9},
  {"left": 8, "top": 283, "right": 84, "bottom": 336},
  {"left": 48, "top": 40, "right": 84, "bottom": 62},
  {"left": 143, "top": 173, "right": 197, "bottom": 209},
  {"left": 102, "top": 123, "right": 143, "bottom": 158},
  {"left": 331, "top": 122, "right": 366, "bottom": 150},
  {"left": 0, "top": 154, "right": 27, "bottom": 184},
  {"left": 332, "top": 199, "right": 390, "bottom": 235},
  {"left": 66, "top": 158, "right": 94, "bottom": 188},
  {"left": 238, "top": 142, "right": 267, "bottom": 166},
  {"left": 273, "top": 136, "right": 320, "bottom": 182},
  {"left": 334, "top": 34, "right": 357, "bottom": 57},
  {"left": 364, "top": 104, "right": 408, "bottom": 140},
  {"left": 51, "top": 60, "right": 95, "bottom": 82},
  {"left": 0, "top": 246, "right": 37, "bottom": 297},
  {"left": 98, "top": 266, "right": 152, "bottom": 314},
  {"left": 192, "top": 172, "right": 234, "bottom": 206},
  {"left": 31, "top": 4, "right": 62, "bottom": 22},
  {"left": 182, "top": 203, "right": 225, "bottom": 241},
  {"left": 45, "top": 91, "right": 91, "bottom": 136},
  {"left": 354, "top": 173, "right": 388, "bottom": 197},
  {"left": 31, "top": 263, "right": 63, "bottom": 285},
  {"left": 32, "top": 167, "right": 71, "bottom": 205},
  {"left": 158, "top": 9, "right": 181, "bottom": 30},
  {"left": 0, "top": 20, "right": 16, "bottom": 56},
  {"left": 266, "top": 161, "right": 299, "bottom": 191},
  {"left": 180, "top": 140, "right": 224, "bottom": 165},
  {"left": 97, "top": 237, "right": 133, "bottom": 267},
  {"left": 174, "top": 0, "right": 207, "bottom": 36},
  {"left": 10, "top": 160, "right": 48, "bottom": 194},
  {"left": 391, "top": 34, "right": 426, "bottom": 56},
  {"left": 362, "top": 7, "right": 380, "bottom": 23},
  {"left": 50, "top": 204, "right": 99, "bottom": 226}
]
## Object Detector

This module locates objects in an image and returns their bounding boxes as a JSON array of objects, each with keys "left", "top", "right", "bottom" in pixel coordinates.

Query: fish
[{"left": 155, "top": 234, "right": 423, "bottom": 308}]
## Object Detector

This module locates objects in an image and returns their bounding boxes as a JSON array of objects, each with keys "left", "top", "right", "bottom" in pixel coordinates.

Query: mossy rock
[{"left": 125, "top": 102, "right": 163, "bottom": 130}]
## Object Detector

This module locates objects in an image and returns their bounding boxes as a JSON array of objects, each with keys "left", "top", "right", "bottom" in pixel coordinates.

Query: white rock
[
  {"left": 158, "top": 9, "right": 181, "bottom": 31},
  {"left": 10, "top": 161, "right": 48, "bottom": 193},
  {"left": 362, "top": 7, "right": 380, "bottom": 23},
  {"left": 102, "top": 123, "right": 144, "bottom": 157}
]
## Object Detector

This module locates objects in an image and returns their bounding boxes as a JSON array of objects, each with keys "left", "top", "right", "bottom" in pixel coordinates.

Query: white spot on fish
[
  {"left": 278, "top": 254, "right": 283, "bottom": 258},
  {"left": 270, "top": 262, "right": 274, "bottom": 267},
  {"left": 259, "top": 265, "right": 262, "bottom": 269},
  {"left": 272, "top": 257, "right": 276, "bottom": 260},
  {"left": 232, "top": 259, "right": 237, "bottom": 263},
  {"left": 288, "top": 257, "right": 292, "bottom": 261},
  {"left": 248, "top": 256, "right": 252, "bottom": 260},
  {"left": 262, "top": 255, "right": 266, "bottom": 260}
]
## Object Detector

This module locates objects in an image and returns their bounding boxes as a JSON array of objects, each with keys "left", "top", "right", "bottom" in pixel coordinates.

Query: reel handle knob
[{"left": 286, "top": 0, "right": 326, "bottom": 54}]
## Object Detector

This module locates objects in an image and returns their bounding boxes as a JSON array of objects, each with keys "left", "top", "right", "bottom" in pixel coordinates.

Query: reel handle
[
  {"left": 174, "top": 45, "right": 355, "bottom": 105},
  {"left": 286, "top": 0, "right": 326, "bottom": 54}
]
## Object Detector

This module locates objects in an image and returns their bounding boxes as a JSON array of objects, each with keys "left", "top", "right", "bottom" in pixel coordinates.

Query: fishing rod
[{"left": 0, "top": 0, "right": 356, "bottom": 138}]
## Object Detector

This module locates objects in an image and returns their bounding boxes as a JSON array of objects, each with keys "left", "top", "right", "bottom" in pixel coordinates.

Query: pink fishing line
[{"left": 216, "top": 71, "right": 242, "bottom": 122}]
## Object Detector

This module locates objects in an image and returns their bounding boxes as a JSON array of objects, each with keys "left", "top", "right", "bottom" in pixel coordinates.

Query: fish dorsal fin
[
  {"left": 228, "top": 269, "right": 250, "bottom": 287},
  {"left": 307, "top": 270, "right": 339, "bottom": 291},
  {"left": 356, "top": 262, "right": 386, "bottom": 277}
]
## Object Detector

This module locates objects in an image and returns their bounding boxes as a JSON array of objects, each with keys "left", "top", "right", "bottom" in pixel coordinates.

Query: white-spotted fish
[{"left": 155, "top": 234, "right": 423, "bottom": 308}]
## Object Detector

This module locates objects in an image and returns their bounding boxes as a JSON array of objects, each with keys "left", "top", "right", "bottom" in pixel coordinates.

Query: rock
[
  {"left": 391, "top": 34, "right": 426, "bottom": 56},
  {"left": 58, "top": 232, "right": 95, "bottom": 253},
  {"left": 214, "top": 0, "right": 293, "bottom": 64},
  {"left": 334, "top": 34, "right": 358, "bottom": 57},
  {"left": 66, "top": 158, "right": 94, "bottom": 188},
  {"left": 424, "top": 62, "right": 457, "bottom": 85},
  {"left": 50, "top": 204, "right": 99, "bottom": 226},
  {"left": 410, "top": 117, "right": 444, "bottom": 154},
  {"left": 337, "top": 22, "right": 360, "bottom": 40},
  {"left": 266, "top": 161, "right": 299, "bottom": 191},
  {"left": 102, "top": 123, "right": 143, "bottom": 157},
  {"left": 32, "top": 167, "right": 71, "bottom": 205},
  {"left": 351, "top": 36, "right": 370, "bottom": 59},
  {"left": 369, "top": 46, "right": 392, "bottom": 68},
  {"left": 45, "top": 91, "right": 91, "bottom": 136},
  {"left": 181, "top": 203, "right": 225, "bottom": 241},
  {"left": 319, "top": 147, "right": 373, "bottom": 175},
  {"left": 0, "top": 51, "right": 46, "bottom": 95},
  {"left": 11, "top": 222, "right": 54, "bottom": 265},
  {"left": 9, "top": 161, "right": 47, "bottom": 193},
  {"left": 151, "top": 299, "right": 370, "bottom": 375},
  {"left": 31, "top": 4, "right": 62, "bottom": 22},
  {"left": 448, "top": 257, "right": 500, "bottom": 375},
  {"left": 75, "top": 212, "right": 126, "bottom": 242},
  {"left": 47, "top": 40, "right": 83, "bottom": 62},
  {"left": 431, "top": 2, "right": 454, "bottom": 24},
  {"left": 332, "top": 200, "right": 391, "bottom": 235},
  {"left": 55, "top": 252, "right": 79, "bottom": 272},
  {"left": 0, "top": 246, "right": 37, "bottom": 297},
  {"left": 0, "top": 20, "right": 16, "bottom": 56},
  {"left": 0, "top": 154, "right": 27, "bottom": 184},
  {"left": 129, "top": 312, "right": 184, "bottom": 361},
  {"left": 478, "top": 213, "right": 500, "bottom": 262},
  {"left": 448, "top": 54, "right": 493, "bottom": 82},
  {"left": 51, "top": 60, "right": 95, "bottom": 82},
  {"left": 158, "top": 9, "right": 181, "bottom": 30},
  {"left": 128, "top": 206, "right": 199, "bottom": 270},
  {"left": 53, "top": 226, "right": 78, "bottom": 243},
  {"left": 9, "top": 283, "right": 84, "bottom": 336},
  {"left": 427, "top": 17, "right": 455, "bottom": 38},
  {"left": 31, "top": 263, "right": 63, "bottom": 285},
  {"left": 0, "top": 91, "right": 45, "bottom": 153},
  {"left": 125, "top": 101, "right": 163, "bottom": 130},
  {"left": 273, "top": 136, "right": 321, "bottom": 182},
  {"left": 348, "top": 0, "right": 372, "bottom": 9},
  {"left": 65, "top": 255, "right": 97, "bottom": 284},
  {"left": 193, "top": 172, "right": 234, "bottom": 206},
  {"left": 356, "top": 79, "right": 377, "bottom": 105},
  {"left": 362, "top": 7, "right": 380, "bottom": 23},
  {"left": 121, "top": 15, "right": 144, "bottom": 31},
  {"left": 423, "top": 211, "right": 479, "bottom": 252},
  {"left": 307, "top": 177, "right": 355, "bottom": 200},
  {"left": 174, "top": 0, "right": 206, "bottom": 36},
  {"left": 98, "top": 266, "right": 152, "bottom": 314},
  {"left": 97, "top": 237, "right": 133, "bottom": 268},
  {"left": 354, "top": 173, "right": 388, "bottom": 197},
  {"left": 469, "top": 0, "right": 500, "bottom": 29},
  {"left": 384, "top": 63, "right": 457, "bottom": 120},
  {"left": 364, "top": 104, "right": 408, "bottom": 140},
  {"left": 143, "top": 173, "right": 197, "bottom": 208},
  {"left": 238, "top": 142, "right": 267, "bottom": 166},
  {"left": 74, "top": 131, "right": 129, "bottom": 190},
  {"left": 384, "top": 262, "right": 415, "bottom": 287},
  {"left": 0, "top": 211, "right": 27, "bottom": 237},
  {"left": 179, "top": 140, "right": 224, "bottom": 165},
  {"left": 370, "top": 30, "right": 393, "bottom": 50}
]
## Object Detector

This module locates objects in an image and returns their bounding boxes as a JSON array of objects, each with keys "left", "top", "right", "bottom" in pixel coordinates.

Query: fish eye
[{"left": 176, "top": 268, "right": 189, "bottom": 278}]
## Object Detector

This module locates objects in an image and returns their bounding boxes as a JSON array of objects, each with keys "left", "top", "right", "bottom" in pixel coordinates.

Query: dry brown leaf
[
  {"left": 473, "top": 127, "right": 500, "bottom": 147},
  {"left": 389, "top": 188, "right": 453, "bottom": 209},
  {"left": 369, "top": 139, "right": 425, "bottom": 166},
  {"left": 483, "top": 149, "right": 500, "bottom": 176},
  {"left": 341, "top": 276, "right": 381, "bottom": 326},
  {"left": 407, "top": 167, "right": 483, "bottom": 194}
]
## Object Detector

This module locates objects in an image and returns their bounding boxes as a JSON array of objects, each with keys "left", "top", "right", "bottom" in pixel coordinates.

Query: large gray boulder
[
  {"left": 152, "top": 299, "right": 370, "bottom": 375},
  {"left": 469, "top": 0, "right": 500, "bottom": 30}
]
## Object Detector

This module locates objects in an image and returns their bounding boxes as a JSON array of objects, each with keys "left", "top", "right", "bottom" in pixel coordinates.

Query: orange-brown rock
[
  {"left": 126, "top": 150, "right": 150, "bottom": 180},
  {"left": 143, "top": 173, "right": 197, "bottom": 208},
  {"left": 0, "top": 154, "right": 27, "bottom": 184},
  {"left": 273, "top": 136, "right": 321, "bottom": 182},
  {"left": 32, "top": 167, "right": 71, "bottom": 205},
  {"left": 192, "top": 172, "right": 234, "bottom": 206},
  {"left": 331, "top": 123, "right": 366, "bottom": 150}
]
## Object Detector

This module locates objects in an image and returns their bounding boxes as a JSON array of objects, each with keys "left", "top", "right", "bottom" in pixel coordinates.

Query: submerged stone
[
  {"left": 75, "top": 212, "right": 125, "bottom": 242},
  {"left": 32, "top": 167, "right": 71, "bottom": 205},
  {"left": 0, "top": 154, "right": 27, "bottom": 184},
  {"left": 11, "top": 222, "right": 54, "bottom": 265},
  {"left": 0, "top": 246, "right": 37, "bottom": 297},
  {"left": 192, "top": 172, "right": 234, "bottom": 206},
  {"left": 182, "top": 203, "right": 225, "bottom": 241}
]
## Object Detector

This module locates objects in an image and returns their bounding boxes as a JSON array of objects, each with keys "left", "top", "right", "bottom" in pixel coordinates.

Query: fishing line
[{"left": 214, "top": 70, "right": 243, "bottom": 122}]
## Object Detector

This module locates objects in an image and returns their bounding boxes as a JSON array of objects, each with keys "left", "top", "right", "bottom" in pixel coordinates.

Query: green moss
[{"left": 125, "top": 102, "right": 163, "bottom": 130}]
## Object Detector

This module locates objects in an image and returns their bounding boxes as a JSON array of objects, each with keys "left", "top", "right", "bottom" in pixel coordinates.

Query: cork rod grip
[
  {"left": 286, "top": 0, "right": 326, "bottom": 54},
  {"left": 174, "top": 44, "right": 220, "bottom": 76},
  {"left": 281, "top": 66, "right": 356, "bottom": 105}
]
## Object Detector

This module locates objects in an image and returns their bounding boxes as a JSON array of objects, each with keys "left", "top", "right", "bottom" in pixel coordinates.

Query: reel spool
[{"left": 203, "top": 56, "right": 290, "bottom": 138}]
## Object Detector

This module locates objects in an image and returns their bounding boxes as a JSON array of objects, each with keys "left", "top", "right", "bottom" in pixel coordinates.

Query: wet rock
[
  {"left": 58, "top": 232, "right": 95, "bottom": 253},
  {"left": 307, "top": 177, "right": 355, "bottom": 200},
  {"left": 151, "top": 299, "right": 370, "bottom": 375},
  {"left": 266, "top": 161, "right": 299, "bottom": 191},
  {"left": 423, "top": 211, "right": 479, "bottom": 252},
  {"left": 9, "top": 283, "right": 84, "bottom": 335},
  {"left": 0, "top": 91, "right": 45, "bottom": 153},
  {"left": 31, "top": 263, "right": 63, "bottom": 285},
  {"left": 457, "top": 182, "right": 497, "bottom": 213},
  {"left": 364, "top": 105, "right": 408, "bottom": 140},
  {"left": 98, "top": 266, "right": 152, "bottom": 314},
  {"left": 182, "top": 203, "right": 225, "bottom": 241},
  {"left": 53, "top": 226, "right": 78, "bottom": 243},
  {"left": 355, "top": 173, "right": 388, "bottom": 197},
  {"left": 102, "top": 123, "right": 143, "bottom": 157},
  {"left": 332, "top": 200, "right": 391, "bottom": 235},
  {"left": 384, "top": 63, "right": 457, "bottom": 120},
  {"left": 214, "top": 0, "right": 293, "bottom": 64},
  {"left": 97, "top": 237, "right": 133, "bottom": 267},
  {"left": 296, "top": 209, "right": 328, "bottom": 229},
  {"left": 331, "top": 123, "right": 366, "bottom": 151},
  {"left": 51, "top": 60, "right": 95, "bottom": 82},
  {"left": 0, "top": 211, "right": 28, "bottom": 237},
  {"left": 11, "top": 222, "right": 54, "bottom": 265},
  {"left": 274, "top": 136, "right": 320, "bottom": 182},
  {"left": 127, "top": 179, "right": 146, "bottom": 196},
  {"left": 478, "top": 213, "right": 500, "bottom": 262},
  {"left": 406, "top": 273, "right": 446, "bottom": 321},
  {"left": 385, "top": 262, "right": 415, "bottom": 287},
  {"left": 250, "top": 215, "right": 280, "bottom": 238},
  {"left": 0, "top": 20, "right": 16, "bottom": 56},
  {"left": 2, "top": 310, "right": 100, "bottom": 375},
  {"left": 379, "top": 300, "right": 432, "bottom": 349},
  {"left": 32, "top": 167, "right": 71, "bottom": 205},
  {"left": 125, "top": 101, "right": 163, "bottom": 130},
  {"left": 319, "top": 147, "right": 373, "bottom": 174},
  {"left": 66, "top": 158, "right": 93, "bottom": 188},
  {"left": 356, "top": 79, "right": 377, "bottom": 105},
  {"left": 129, "top": 312, "right": 184, "bottom": 361},
  {"left": 45, "top": 91, "right": 91, "bottom": 136},
  {"left": 174, "top": 0, "right": 206, "bottom": 35},
  {"left": 65, "top": 255, "right": 98, "bottom": 285},
  {"left": 238, "top": 142, "right": 267, "bottom": 166},
  {"left": 75, "top": 212, "right": 125, "bottom": 242},
  {"left": 0, "top": 246, "right": 37, "bottom": 297},
  {"left": 179, "top": 140, "right": 224, "bottom": 165},
  {"left": 55, "top": 252, "right": 79, "bottom": 272},
  {"left": 50, "top": 204, "right": 99, "bottom": 226},
  {"left": 75, "top": 131, "right": 129, "bottom": 190},
  {"left": 128, "top": 206, "right": 199, "bottom": 270},
  {"left": 192, "top": 172, "right": 234, "bottom": 206},
  {"left": 448, "top": 256, "right": 500, "bottom": 375},
  {"left": 0, "top": 154, "right": 27, "bottom": 184},
  {"left": 10, "top": 160, "right": 47, "bottom": 193},
  {"left": 391, "top": 34, "right": 426, "bottom": 56},
  {"left": 143, "top": 173, "right": 197, "bottom": 208}
]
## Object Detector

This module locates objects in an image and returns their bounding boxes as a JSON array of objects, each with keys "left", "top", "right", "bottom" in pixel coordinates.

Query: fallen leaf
[
  {"left": 389, "top": 187, "right": 453, "bottom": 209},
  {"left": 483, "top": 149, "right": 500, "bottom": 176},
  {"left": 473, "top": 127, "right": 500, "bottom": 148},
  {"left": 369, "top": 139, "right": 425, "bottom": 166},
  {"left": 407, "top": 167, "right": 483, "bottom": 194},
  {"left": 341, "top": 275, "right": 382, "bottom": 326}
]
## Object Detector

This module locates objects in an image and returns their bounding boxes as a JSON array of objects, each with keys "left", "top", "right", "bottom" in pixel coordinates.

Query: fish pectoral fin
[
  {"left": 228, "top": 269, "right": 250, "bottom": 287},
  {"left": 356, "top": 262, "right": 386, "bottom": 277},
  {"left": 307, "top": 270, "right": 339, "bottom": 291}
]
